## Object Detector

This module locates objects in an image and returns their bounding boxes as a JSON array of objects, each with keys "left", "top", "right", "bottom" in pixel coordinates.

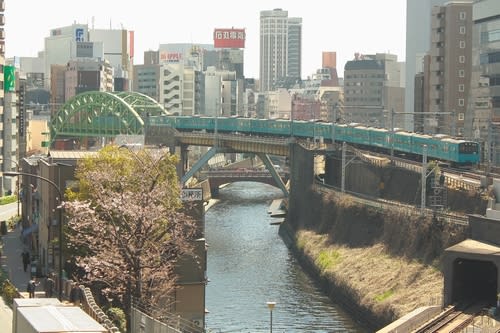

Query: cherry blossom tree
[{"left": 63, "top": 145, "right": 198, "bottom": 314}]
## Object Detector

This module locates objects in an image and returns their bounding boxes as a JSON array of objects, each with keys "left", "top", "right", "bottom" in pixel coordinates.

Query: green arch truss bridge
[{"left": 49, "top": 91, "right": 169, "bottom": 146}]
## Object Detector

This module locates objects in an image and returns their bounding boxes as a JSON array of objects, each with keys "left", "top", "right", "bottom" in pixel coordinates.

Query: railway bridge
[{"left": 198, "top": 169, "right": 289, "bottom": 196}]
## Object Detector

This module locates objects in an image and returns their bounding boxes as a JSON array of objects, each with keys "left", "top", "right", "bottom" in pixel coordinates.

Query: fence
[{"left": 130, "top": 299, "right": 204, "bottom": 333}]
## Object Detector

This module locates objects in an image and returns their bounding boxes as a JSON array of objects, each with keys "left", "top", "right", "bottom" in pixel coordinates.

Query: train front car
[
  {"left": 432, "top": 137, "right": 480, "bottom": 167},
  {"left": 456, "top": 140, "right": 480, "bottom": 166}
]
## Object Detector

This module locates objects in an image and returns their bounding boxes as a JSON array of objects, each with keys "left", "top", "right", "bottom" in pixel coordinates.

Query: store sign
[
  {"left": 75, "top": 28, "right": 85, "bottom": 42},
  {"left": 181, "top": 189, "right": 203, "bottom": 201},
  {"left": 214, "top": 28, "right": 245, "bottom": 48},
  {"left": 160, "top": 51, "right": 183, "bottom": 63}
]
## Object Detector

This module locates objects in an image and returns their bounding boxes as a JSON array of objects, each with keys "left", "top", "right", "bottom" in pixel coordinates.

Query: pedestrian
[
  {"left": 21, "top": 251, "right": 30, "bottom": 272},
  {"left": 69, "top": 282, "right": 84, "bottom": 306},
  {"left": 45, "top": 273, "right": 55, "bottom": 298},
  {"left": 27, "top": 278, "right": 39, "bottom": 298}
]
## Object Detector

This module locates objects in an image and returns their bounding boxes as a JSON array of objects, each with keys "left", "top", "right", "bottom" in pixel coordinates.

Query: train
[{"left": 147, "top": 115, "right": 481, "bottom": 167}]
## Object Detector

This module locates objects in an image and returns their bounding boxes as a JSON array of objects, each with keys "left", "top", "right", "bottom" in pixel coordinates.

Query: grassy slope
[{"left": 287, "top": 189, "right": 474, "bottom": 329}]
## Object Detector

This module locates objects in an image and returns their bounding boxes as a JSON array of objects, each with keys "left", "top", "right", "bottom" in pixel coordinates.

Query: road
[
  {"left": 0, "top": 202, "right": 20, "bottom": 333},
  {"left": 0, "top": 202, "right": 18, "bottom": 222}
]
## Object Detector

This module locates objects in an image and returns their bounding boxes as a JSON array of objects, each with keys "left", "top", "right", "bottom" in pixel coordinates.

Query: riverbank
[{"left": 281, "top": 188, "right": 470, "bottom": 331}]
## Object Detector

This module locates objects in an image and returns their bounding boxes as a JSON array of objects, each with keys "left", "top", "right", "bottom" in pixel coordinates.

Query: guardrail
[{"left": 199, "top": 170, "right": 287, "bottom": 179}]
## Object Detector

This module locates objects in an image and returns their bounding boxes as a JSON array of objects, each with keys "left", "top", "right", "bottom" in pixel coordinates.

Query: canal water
[{"left": 205, "top": 182, "right": 369, "bottom": 333}]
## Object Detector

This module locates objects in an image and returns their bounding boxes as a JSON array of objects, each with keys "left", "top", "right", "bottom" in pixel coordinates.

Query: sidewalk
[{"left": 0, "top": 222, "right": 44, "bottom": 333}]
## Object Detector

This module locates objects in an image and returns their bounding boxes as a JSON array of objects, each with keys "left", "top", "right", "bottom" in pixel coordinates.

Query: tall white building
[
  {"left": 89, "top": 28, "right": 134, "bottom": 90},
  {"left": 44, "top": 24, "right": 92, "bottom": 86},
  {"left": 259, "top": 8, "right": 302, "bottom": 92}
]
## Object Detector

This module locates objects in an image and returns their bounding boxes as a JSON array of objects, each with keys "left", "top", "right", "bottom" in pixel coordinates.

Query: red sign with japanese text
[{"left": 213, "top": 28, "right": 245, "bottom": 49}]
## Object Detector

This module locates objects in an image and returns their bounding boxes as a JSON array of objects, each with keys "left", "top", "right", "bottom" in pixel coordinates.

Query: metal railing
[{"left": 314, "top": 182, "right": 469, "bottom": 225}]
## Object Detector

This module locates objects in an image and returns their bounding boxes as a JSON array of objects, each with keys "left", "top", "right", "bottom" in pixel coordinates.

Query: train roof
[
  {"left": 441, "top": 137, "right": 479, "bottom": 144},
  {"left": 368, "top": 127, "right": 389, "bottom": 133},
  {"left": 412, "top": 133, "right": 434, "bottom": 140}
]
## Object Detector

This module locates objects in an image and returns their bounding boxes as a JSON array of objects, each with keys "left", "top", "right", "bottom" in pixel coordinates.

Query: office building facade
[
  {"left": 259, "top": 8, "right": 302, "bottom": 92},
  {"left": 344, "top": 53, "right": 404, "bottom": 128},
  {"left": 467, "top": 0, "right": 500, "bottom": 165}
]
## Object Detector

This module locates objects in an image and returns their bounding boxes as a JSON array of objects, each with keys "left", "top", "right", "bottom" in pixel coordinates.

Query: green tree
[{"left": 63, "top": 145, "right": 197, "bottom": 315}]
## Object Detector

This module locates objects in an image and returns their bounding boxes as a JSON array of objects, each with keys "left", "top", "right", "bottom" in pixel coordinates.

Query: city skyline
[{"left": 5, "top": 0, "right": 406, "bottom": 79}]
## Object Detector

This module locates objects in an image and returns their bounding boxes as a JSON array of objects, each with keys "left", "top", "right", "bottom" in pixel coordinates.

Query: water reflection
[{"left": 205, "top": 182, "right": 368, "bottom": 332}]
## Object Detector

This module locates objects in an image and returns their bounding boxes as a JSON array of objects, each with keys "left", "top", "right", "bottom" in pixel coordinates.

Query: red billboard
[{"left": 214, "top": 28, "right": 245, "bottom": 49}]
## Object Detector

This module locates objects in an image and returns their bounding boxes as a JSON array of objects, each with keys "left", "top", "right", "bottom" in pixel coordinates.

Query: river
[{"left": 204, "top": 182, "right": 369, "bottom": 333}]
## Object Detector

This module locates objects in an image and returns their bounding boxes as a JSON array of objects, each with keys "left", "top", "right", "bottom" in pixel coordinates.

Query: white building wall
[
  {"left": 44, "top": 24, "right": 88, "bottom": 86},
  {"left": 89, "top": 29, "right": 128, "bottom": 70},
  {"left": 205, "top": 67, "right": 220, "bottom": 117},
  {"left": 159, "top": 63, "right": 183, "bottom": 113}
]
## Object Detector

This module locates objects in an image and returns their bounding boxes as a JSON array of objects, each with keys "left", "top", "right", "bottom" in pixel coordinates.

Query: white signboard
[{"left": 181, "top": 188, "right": 203, "bottom": 201}]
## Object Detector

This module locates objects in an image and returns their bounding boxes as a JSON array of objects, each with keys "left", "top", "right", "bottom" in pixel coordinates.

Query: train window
[{"left": 459, "top": 142, "right": 478, "bottom": 153}]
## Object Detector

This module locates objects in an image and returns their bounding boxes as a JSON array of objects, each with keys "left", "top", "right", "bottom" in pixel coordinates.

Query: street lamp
[
  {"left": 266, "top": 301, "right": 276, "bottom": 333},
  {"left": 3, "top": 171, "right": 64, "bottom": 301}
]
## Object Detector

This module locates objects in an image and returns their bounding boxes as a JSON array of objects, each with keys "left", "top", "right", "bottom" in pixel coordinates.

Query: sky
[{"left": 5, "top": 0, "right": 407, "bottom": 79}]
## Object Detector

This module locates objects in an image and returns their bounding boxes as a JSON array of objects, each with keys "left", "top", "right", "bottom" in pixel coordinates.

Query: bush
[
  {"left": 0, "top": 195, "right": 17, "bottom": 206},
  {"left": 3, "top": 282, "right": 18, "bottom": 305},
  {"left": 106, "top": 307, "right": 127, "bottom": 332},
  {"left": 1, "top": 278, "right": 18, "bottom": 306}
]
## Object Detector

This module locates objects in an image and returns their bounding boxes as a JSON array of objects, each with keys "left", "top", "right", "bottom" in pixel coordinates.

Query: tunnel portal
[{"left": 451, "top": 258, "right": 497, "bottom": 306}]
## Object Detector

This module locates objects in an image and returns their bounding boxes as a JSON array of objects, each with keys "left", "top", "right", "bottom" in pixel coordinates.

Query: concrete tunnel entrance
[
  {"left": 443, "top": 239, "right": 500, "bottom": 307},
  {"left": 451, "top": 258, "right": 497, "bottom": 306}
]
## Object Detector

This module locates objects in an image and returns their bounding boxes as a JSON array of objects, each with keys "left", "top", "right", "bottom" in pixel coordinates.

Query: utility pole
[
  {"left": 332, "top": 103, "right": 337, "bottom": 147},
  {"left": 390, "top": 108, "right": 394, "bottom": 160},
  {"left": 341, "top": 142, "right": 346, "bottom": 193},
  {"left": 421, "top": 145, "right": 427, "bottom": 215}
]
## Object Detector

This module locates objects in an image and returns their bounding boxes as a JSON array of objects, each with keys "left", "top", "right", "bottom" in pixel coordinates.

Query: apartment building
[{"left": 424, "top": 1, "right": 473, "bottom": 135}]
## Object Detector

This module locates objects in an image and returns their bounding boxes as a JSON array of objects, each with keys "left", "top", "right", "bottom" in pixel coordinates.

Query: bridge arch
[{"left": 48, "top": 91, "right": 169, "bottom": 146}]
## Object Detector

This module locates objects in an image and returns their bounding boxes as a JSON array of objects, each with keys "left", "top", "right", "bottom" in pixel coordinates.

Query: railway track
[{"left": 413, "top": 302, "right": 488, "bottom": 333}]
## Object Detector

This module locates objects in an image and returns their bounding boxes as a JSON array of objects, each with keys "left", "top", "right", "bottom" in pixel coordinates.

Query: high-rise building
[
  {"left": 405, "top": 0, "right": 449, "bottom": 131},
  {"left": 1, "top": 0, "right": 21, "bottom": 194},
  {"left": 259, "top": 8, "right": 302, "bottom": 92},
  {"left": 423, "top": 1, "right": 473, "bottom": 135},
  {"left": 467, "top": 0, "right": 500, "bottom": 165}
]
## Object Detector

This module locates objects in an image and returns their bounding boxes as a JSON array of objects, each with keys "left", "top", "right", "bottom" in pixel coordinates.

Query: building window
[
  {"left": 459, "top": 84, "right": 465, "bottom": 92},
  {"left": 459, "top": 40, "right": 466, "bottom": 48},
  {"left": 458, "top": 98, "right": 465, "bottom": 106},
  {"left": 480, "top": 52, "right": 500, "bottom": 65},
  {"left": 460, "top": 11, "right": 466, "bottom": 20},
  {"left": 459, "top": 55, "right": 465, "bottom": 63},
  {"left": 459, "top": 69, "right": 465, "bottom": 77},
  {"left": 460, "top": 26, "right": 466, "bottom": 34},
  {"left": 458, "top": 113, "right": 465, "bottom": 121}
]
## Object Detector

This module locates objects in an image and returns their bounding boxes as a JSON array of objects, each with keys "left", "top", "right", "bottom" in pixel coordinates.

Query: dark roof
[{"left": 344, "top": 59, "right": 385, "bottom": 71}]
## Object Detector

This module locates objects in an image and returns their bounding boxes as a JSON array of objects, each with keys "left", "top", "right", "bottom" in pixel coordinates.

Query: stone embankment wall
[{"left": 285, "top": 144, "right": 487, "bottom": 330}]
